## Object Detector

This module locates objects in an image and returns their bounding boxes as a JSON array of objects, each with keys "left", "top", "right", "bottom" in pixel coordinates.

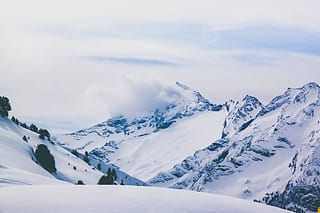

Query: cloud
[
  {"left": 2, "top": 0, "right": 320, "bottom": 31},
  {"left": 208, "top": 25, "right": 320, "bottom": 55},
  {"left": 105, "top": 79, "right": 184, "bottom": 120},
  {"left": 1, "top": 0, "right": 320, "bottom": 134},
  {"left": 82, "top": 56, "right": 179, "bottom": 66},
  {"left": 31, "top": 22, "right": 320, "bottom": 57}
]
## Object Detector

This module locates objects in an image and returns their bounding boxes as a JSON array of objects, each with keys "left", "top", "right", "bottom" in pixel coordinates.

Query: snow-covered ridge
[
  {"left": 56, "top": 82, "right": 226, "bottom": 180},
  {"left": 65, "top": 81, "right": 223, "bottom": 141},
  {"left": 222, "top": 95, "right": 264, "bottom": 138},
  {"left": 54, "top": 82, "right": 319, "bottom": 212},
  {"left": 0, "top": 185, "right": 292, "bottom": 213},
  {"left": 3, "top": 82, "right": 318, "bottom": 212},
  {"left": 148, "top": 82, "right": 320, "bottom": 213},
  {"left": 259, "top": 82, "right": 320, "bottom": 117}
]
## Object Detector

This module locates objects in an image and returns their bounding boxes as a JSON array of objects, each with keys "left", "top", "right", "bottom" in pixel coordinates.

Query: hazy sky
[{"left": 1, "top": 0, "right": 320, "bottom": 133}]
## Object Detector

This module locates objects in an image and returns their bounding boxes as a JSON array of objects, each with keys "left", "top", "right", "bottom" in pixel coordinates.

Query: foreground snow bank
[{"left": 0, "top": 185, "right": 291, "bottom": 213}]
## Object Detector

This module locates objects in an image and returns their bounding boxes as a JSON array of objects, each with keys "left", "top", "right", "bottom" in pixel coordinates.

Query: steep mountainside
[
  {"left": 149, "top": 82, "right": 320, "bottom": 213},
  {"left": 56, "top": 82, "right": 226, "bottom": 181},
  {"left": 0, "top": 117, "right": 144, "bottom": 186},
  {"left": 55, "top": 82, "right": 319, "bottom": 212}
]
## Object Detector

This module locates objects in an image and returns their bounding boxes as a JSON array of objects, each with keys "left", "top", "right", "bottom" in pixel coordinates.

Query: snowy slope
[
  {"left": 0, "top": 117, "right": 144, "bottom": 186},
  {"left": 0, "top": 185, "right": 292, "bottom": 213},
  {"left": 56, "top": 82, "right": 226, "bottom": 181},
  {"left": 149, "top": 82, "right": 320, "bottom": 213},
  {"left": 0, "top": 117, "right": 64, "bottom": 186}
]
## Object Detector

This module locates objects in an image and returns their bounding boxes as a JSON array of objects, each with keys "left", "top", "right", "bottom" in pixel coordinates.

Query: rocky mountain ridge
[{"left": 56, "top": 82, "right": 320, "bottom": 212}]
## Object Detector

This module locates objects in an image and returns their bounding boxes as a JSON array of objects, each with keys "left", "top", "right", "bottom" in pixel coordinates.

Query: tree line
[{"left": 0, "top": 96, "right": 50, "bottom": 140}]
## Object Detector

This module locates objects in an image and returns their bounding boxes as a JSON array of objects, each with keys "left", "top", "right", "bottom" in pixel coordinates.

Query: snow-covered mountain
[
  {"left": 56, "top": 82, "right": 320, "bottom": 213},
  {"left": 56, "top": 82, "right": 226, "bottom": 181},
  {"left": 1, "top": 114, "right": 290, "bottom": 213},
  {"left": 0, "top": 117, "right": 144, "bottom": 186},
  {"left": 149, "top": 82, "right": 320, "bottom": 213}
]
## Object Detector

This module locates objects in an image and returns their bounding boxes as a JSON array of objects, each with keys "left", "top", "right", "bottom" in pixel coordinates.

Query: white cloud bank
[{"left": 1, "top": 0, "right": 320, "bottom": 133}]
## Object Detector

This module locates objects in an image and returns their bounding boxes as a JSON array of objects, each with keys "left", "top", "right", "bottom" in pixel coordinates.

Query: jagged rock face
[
  {"left": 222, "top": 95, "right": 264, "bottom": 138},
  {"left": 260, "top": 102, "right": 320, "bottom": 213},
  {"left": 259, "top": 82, "right": 320, "bottom": 117},
  {"left": 261, "top": 145, "right": 320, "bottom": 213},
  {"left": 148, "top": 82, "right": 320, "bottom": 213}
]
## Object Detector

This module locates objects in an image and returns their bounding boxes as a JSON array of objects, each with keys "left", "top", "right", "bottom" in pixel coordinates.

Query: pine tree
[
  {"left": 22, "top": 135, "right": 28, "bottom": 142},
  {"left": 21, "top": 123, "right": 28, "bottom": 129},
  {"left": 83, "top": 152, "right": 89, "bottom": 164},
  {"left": 0, "top": 96, "right": 11, "bottom": 117},
  {"left": 107, "top": 168, "right": 112, "bottom": 177},
  {"left": 71, "top": 149, "right": 79, "bottom": 157},
  {"left": 98, "top": 168, "right": 115, "bottom": 185},
  {"left": 14, "top": 118, "right": 19, "bottom": 125},
  {"left": 39, "top": 129, "right": 50, "bottom": 140},
  {"left": 97, "top": 174, "right": 114, "bottom": 185},
  {"left": 34, "top": 144, "right": 56, "bottom": 173},
  {"left": 76, "top": 180, "right": 85, "bottom": 185},
  {"left": 111, "top": 168, "right": 117, "bottom": 181},
  {"left": 29, "top": 123, "right": 39, "bottom": 133}
]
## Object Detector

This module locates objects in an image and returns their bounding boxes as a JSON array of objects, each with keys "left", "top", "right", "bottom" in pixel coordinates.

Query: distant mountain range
[
  {"left": 1, "top": 82, "right": 318, "bottom": 212},
  {"left": 56, "top": 82, "right": 320, "bottom": 212}
]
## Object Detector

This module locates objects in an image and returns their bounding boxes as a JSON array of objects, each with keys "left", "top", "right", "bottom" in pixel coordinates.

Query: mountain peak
[
  {"left": 259, "top": 82, "right": 320, "bottom": 117},
  {"left": 221, "top": 95, "right": 263, "bottom": 137},
  {"left": 300, "top": 82, "right": 320, "bottom": 90},
  {"left": 175, "top": 82, "right": 191, "bottom": 91},
  {"left": 242, "top": 95, "right": 262, "bottom": 105}
]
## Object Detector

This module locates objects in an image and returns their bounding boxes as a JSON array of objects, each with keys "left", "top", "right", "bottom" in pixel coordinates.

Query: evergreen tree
[
  {"left": 20, "top": 123, "right": 28, "bottom": 129},
  {"left": 14, "top": 118, "right": 19, "bottom": 125},
  {"left": 83, "top": 155, "right": 89, "bottom": 164},
  {"left": 34, "top": 144, "right": 56, "bottom": 173},
  {"left": 22, "top": 135, "right": 28, "bottom": 142},
  {"left": 97, "top": 175, "right": 108, "bottom": 185},
  {"left": 71, "top": 149, "right": 79, "bottom": 157},
  {"left": 0, "top": 96, "right": 11, "bottom": 117},
  {"left": 107, "top": 168, "right": 112, "bottom": 177},
  {"left": 83, "top": 152, "right": 89, "bottom": 164},
  {"left": 111, "top": 168, "right": 117, "bottom": 181},
  {"left": 97, "top": 163, "right": 101, "bottom": 171},
  {"left": 29, "top": 123, "right": 39, "bottom": 133},
  {"left": 39, "top": 128, "right": 50, "bottom": 140},
  {"left": 11, "top": 116, "right": 21, "bottom": 125},
  {"left": 76, "top": 180, "right": 85, "bottom": 185},
  {"left": 97, "top": 174, "right": 114, "bottom": 185}
]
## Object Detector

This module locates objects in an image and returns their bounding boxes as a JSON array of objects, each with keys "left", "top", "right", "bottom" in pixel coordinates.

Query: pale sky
[{"left": 1, "top": 0, "right": 320, "bottom": 133}]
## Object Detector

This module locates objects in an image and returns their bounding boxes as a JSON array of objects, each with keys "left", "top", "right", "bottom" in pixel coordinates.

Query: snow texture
[
  {"left": 149, "top": 82, "right": 320, "bottom": 213},
  {"left": 2, "top": 82, "right": 319, "bottom": 213},
  {"left": 0, "top": 117, "right": 144, "bottom": 186},
  {"left": 0, "top": 185, "right": 292, "bottom": 213},
  {"left": 56, "top": 82, "right": 225, "bottom": 181}
]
